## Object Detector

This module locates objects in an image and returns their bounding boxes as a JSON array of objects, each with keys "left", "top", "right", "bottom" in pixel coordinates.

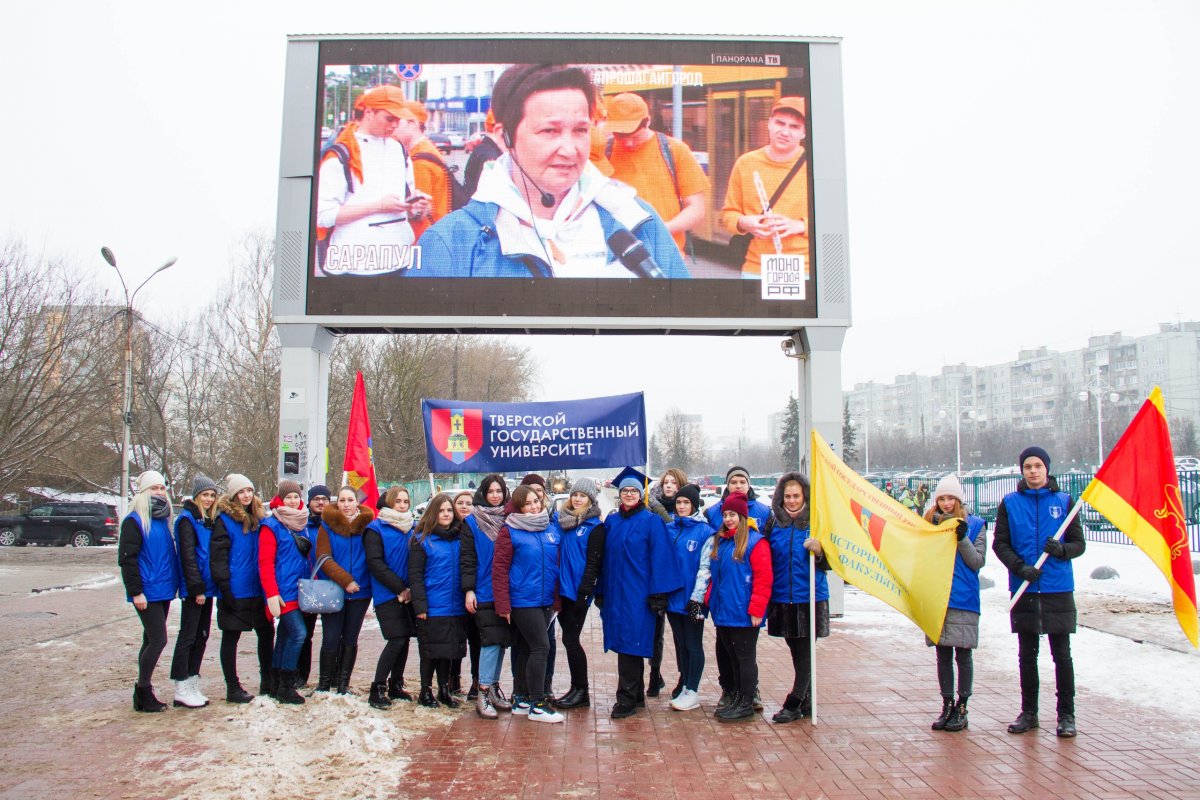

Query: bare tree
[{"left": 650, "top": 407, "right": 707, "bottom": 477}]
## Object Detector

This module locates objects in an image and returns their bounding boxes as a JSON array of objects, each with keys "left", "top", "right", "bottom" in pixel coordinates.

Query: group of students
[{"left": 118, "top": 445, "right": 1083, "bottom": 736}]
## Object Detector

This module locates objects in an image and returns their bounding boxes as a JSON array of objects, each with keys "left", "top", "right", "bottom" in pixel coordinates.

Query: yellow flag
[{"left": 810, "top": 430, "right": 960, "bottom": 642}]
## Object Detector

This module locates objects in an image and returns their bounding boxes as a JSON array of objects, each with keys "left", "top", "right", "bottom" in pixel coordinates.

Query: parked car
[
  {"left": 0, "top": 502, "right": 119, "bottom": 547},
  {"left": 427, "top": 133, "right": 453, "bottom": 155},
  {"left": 443, "top": 130, "right": 466, "bottom": 149},
  {"left": 1175, "top": 456, "right": 1200, "bottom": 472}
]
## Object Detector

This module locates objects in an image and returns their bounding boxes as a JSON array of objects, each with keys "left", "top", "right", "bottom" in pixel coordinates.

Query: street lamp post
[
  {"left": 938, "top": 386, "right": 980, "bottom": 475},
  {"left": 1079, "top": 378, "right": 1120, "bottom": 469},
  {"left": 101, "top": 247, "right": 177, "bottom": 518}
]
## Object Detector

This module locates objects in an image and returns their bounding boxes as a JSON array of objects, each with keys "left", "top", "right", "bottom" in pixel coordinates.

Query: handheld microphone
[{"left": 607, "top": 229, "right": 666, "bottom": 279}]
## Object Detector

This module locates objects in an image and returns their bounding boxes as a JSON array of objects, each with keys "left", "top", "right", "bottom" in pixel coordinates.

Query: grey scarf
[{"left": 505, "top": 509, "right": 549, "bottom": 532}]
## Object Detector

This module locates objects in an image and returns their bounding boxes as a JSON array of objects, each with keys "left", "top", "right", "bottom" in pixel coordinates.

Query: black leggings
[
  {"left": 169, "top": 598, "right": 213, "bottom": 681},
  {"left": 715, "top": 626, "right": 759, "bottom": 699},
  {"left": 650, "top": 612, "right": 665, "bottom": 675},
  {"left": 510, "top": 606, "right": 552, "bottom": 702},
  {"left": 375, "top": 637, "right": 411, "bottom": 684},
  {"left": 785, "top": 636, "right": 814, "bottom": 700},
  {"left": 135, "top": 600, "right": 171, "bottom": 687},
  {"left": 420, "top": 656, "right": 452, "bottom": 689},
  {"left": 558, "top": 601, "right": 590, "bottom": 689},
  {"left": 1017, "top": 632, "right": 1074, "bottom": 713},
  {"left": 935, "top": 645, "right": 974, "bottom": 699},
  {"left": 219, "top": 618, "right": 274, "bottom": 685}
]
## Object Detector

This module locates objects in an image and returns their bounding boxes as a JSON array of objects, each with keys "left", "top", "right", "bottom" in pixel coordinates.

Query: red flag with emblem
[{"left": 342, "top": 372, "right": 380, "bottom": 510}]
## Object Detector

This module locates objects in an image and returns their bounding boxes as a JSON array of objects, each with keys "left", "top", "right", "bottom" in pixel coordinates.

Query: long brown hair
[
  {"left": 417, "top": 493, "right": 455, "bottom": 541},
  {"left": 711, "top": 514, "right": 752, "bottom": 562},
  {"left": 658, "top": 468, "right": 689, "bottom": 493},
  {"left": 923, "top": 497, "right": 965, "bottom": 523},
  {"left": 510, "top": 485, "right": 541, "bottom": 514}
]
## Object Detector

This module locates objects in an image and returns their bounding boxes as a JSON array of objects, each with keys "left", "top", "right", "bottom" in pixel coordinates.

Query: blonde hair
[
  {"left": 384, "top": 485, "right": 411, "bottom": 509},
  {"left": 711, "top": 514, "right": 751, "bottom": 562},
  {"left": 129, "top": 487, "right": 173, "bottom": 530}
]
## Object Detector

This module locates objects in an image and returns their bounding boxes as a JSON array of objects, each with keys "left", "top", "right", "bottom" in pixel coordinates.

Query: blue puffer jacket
[
  {"left": 367, "top": 518, "right": 413, "bottom": 607},
  {"left": 462, "top": 516, "right": 496, "bottom": 604},
  {"left": 218, "top": 511, "right": 262, "bottom": 600},
  {"left": 554, "top": 510, "right": 603, "bottom": 603},
  {"left": 667, "top": 514, "right": 714, "bottom": 615},
  {"left": 413, "top": 196, "right": 691, "bottom": 278},
  {"left": 1001, "top": 486, "right": 1075, "bottom": 594},
  {"left": 411, "top": 528, "right": 466, "bottom": 617},
  {"left": 949, "top": 515, "right": 987, "bottom": 613},
  {"left": 506, "top": 525, "right": 560, "bottom": 609},
  {"left": 709, "top": 531, "right": 767, "bottom": 628},
  {"left": 127, "top": 513, "right": 179, "bottom": 603},
  {"left": 767, "top": 512, "right": 829, "bottom": 605},
  {"left": 262, "top": 515, "right": 309, "bottom": 604}
]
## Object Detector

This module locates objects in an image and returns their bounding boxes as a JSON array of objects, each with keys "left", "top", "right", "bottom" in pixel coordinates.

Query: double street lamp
[
  {"left": 1079, "top": 379, "right": 1120, "bottom": 470},
  {"left": 101, "top": 247, "right": 177, "bottom": 518},
  {"left": 939, "top": 386, "right": 982, "bottom": 475}
]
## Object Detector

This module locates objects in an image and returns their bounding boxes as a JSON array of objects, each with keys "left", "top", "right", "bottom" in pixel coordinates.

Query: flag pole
[
  {"left": 809, "top": 549, "right": 817, "bottom": 726},
  {"left": 1006, "top": 501, "right": 1084, "bottom": 611}
]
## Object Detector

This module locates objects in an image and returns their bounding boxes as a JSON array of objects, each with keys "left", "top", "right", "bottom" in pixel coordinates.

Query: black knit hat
[
  {"left": 1018, "top": 446, "right": 1051, "bottom": 471},
  {"left": 675, "top": 483, "right": 703, "bottom": 514},
  {"left": 308, "top": 484, "right": 331, "bottom": 502}
]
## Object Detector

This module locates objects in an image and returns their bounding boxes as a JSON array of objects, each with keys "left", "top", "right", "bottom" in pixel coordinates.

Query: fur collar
[
  {"left": 321, "top": 504, "right": 376, "bottom": 537},
  {"left": 217, "top": 495, "right": 264, "bottom": 531}
]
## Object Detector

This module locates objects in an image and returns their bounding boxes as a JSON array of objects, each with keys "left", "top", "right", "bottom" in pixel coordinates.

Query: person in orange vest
[
  {"left": 606, "top": 92, "right": 708, "bottom": 257},
  {"left": 393, "top": 101, "right": 450, "bottom": 241}
]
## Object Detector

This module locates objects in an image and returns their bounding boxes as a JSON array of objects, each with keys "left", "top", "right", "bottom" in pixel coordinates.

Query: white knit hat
[
  {"left": 931, "top": 474, "right": 965, "bottom": 504},
  {"left": 224, "top": 473, "right": 254, "bottom": 496},
  {"left": 136, "top": 470, "right": 167, "bottom": 493}
]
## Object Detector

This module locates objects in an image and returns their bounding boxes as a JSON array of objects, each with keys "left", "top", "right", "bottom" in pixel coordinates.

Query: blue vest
[
  {"left": 417, "top": 533, "right": 465, "bottom": 617},
  {"left": 219, "top": 512, "right": 262, "bottom": 600},
  {"left": 667, "top": 516, "right": 714, "bottom": 614},
  {"left": 321, "top": 523, "right": 371, "bottom": 600},
  {"left": 768, "top": 517, "right": 829, "bottom": 604},
  {"left": 464, "top": 516, "right": 496, "bottom": 604},
  {"left": 709, "top": 531, "right": 765, "bottom": 628},
  {"left": 368, "top": 518, "right": 413, "bottom": 606},
  {"left": 507, "top": 525, "right": 560, "bottom": 609},
  {"left": 304, "top": 518, "right": 321, "bottom": 570},
  {"left": 554, "top": 514, "right": 601, "bottom": 603},
  {"left": 175, "top": 508, "right": 216, "bottom": 597},
  {"left": 949, "top": 515, "right": 986, "bottom": 613},
  {"left": 1003, "top": 487, "right": 1075, "bottom": 594},
  {"left": 129, "top": 513, "right": 179, "bottom": 603},
  {"left": 263, "top": 516, "right": 308, "bottom": 604}
]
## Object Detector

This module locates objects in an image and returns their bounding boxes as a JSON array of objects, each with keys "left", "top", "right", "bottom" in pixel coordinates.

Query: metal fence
[{"left": 865, "top": 470, "right": 1200, "bottom": 553}]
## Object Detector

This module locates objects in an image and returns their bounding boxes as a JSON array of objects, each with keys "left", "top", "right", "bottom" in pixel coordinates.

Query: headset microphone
[{"left": 503, "top": 129, "right": 556, "bottom": 208}]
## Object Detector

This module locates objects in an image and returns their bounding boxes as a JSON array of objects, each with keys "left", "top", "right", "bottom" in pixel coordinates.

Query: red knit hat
[{"left": 723, "top": 491, "right": 750, "bottom": 519}]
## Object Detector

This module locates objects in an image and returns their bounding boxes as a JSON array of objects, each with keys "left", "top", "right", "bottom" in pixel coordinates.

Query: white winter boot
[
  {"left": 188, "top": 675, "right": 210, "bottom": 704},
  {"left": 173, "top": 679, "right": 205, "bottom": 708}
]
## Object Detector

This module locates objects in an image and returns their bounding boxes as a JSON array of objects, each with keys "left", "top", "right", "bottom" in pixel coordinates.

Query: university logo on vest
[
  {"left": 849, "top": 499, "right": 886, "bottom": 551},
  {"left": 687, "top": 540, "right": 699, "bottom": 552},
  {"left": 430, "top": 408, "right": 483, "bottom": 464},
  {"left": 1050, "top": 505, "right": 1063, "bottom": 519}
]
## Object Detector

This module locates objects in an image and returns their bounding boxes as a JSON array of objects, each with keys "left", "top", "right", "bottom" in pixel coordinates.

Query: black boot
[
  {"left": 670, "top": 676, "right": 685, "bottom": 700},
  {"left": 316, "top": 650, "right": 339, "bottom": 693},
  {"left": 336, "top": 646, "right": 357, "bottom": 695},
  {"left": 716, "top": 693, "right": 755, "bottom": 723},
  {"left": 552, "top": 686, "right": 591, "bottom": 709},
  {"left": 467, "top": 680, "right": 480, "bottom": 701},
  {"left": 418, "top": 684, "right": 438, "bottom": 708},
  {"left": 260, "top": 669, "right": 278, "bottom": 699},
  {"left": 1056, "top": 712, "right": 1077, "bottom": 738},
  {"left": 133, "top": 684, "right": 167, "bottom": 713},
  {"left": 714, "top": 689, "right": 735, "bottom": 717},
  {"left": 931, "top": 697, "right": 954, "bottom": 730},
  {"left": 368, "top": 681, "right": 392, "bottom": 710},
  {"left": 225, "top": 681, "right": 254, "bottom": 704},
  {"left": 437, "top": 683, "right": 462, "bottom": 708},
  {"left": 275, "top": 671, "right": 306, "bottom": 705},
  {"left": 772, "top": 694, "right": 804, "bottom": 724},
  {"left": 388, "top": 677, "right": 413, "bottom": 701},
  {"left": 944, "top": 697, "right": 968, "bottom": 731},
  {"left": 646, "top": 670, "right": 666, "bottom": 698},
  {"left": 1007, "top": 710, "right": 1039, "bottom": 734}
]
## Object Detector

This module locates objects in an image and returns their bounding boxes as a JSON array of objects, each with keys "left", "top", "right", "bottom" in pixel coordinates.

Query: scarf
[
  {"left": 556, "top": 502, "right": 598, "bottom": 532},
  {"left": 273, "top": 504, "right": 309, "bottom": 533},
  {"left": 472, "top": 504, "right": 506, "bottom": 541},
  {"left": 378, "top": 506, "right": 414, "bottom": 532},
  {"left": 505, "top": 509, "right": 549, "bottom": 532},
  {"left": 150, "top": 496, "right": 171, "bottom": 520}
]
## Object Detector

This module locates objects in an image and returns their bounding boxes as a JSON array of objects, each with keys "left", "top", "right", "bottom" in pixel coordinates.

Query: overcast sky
[{"left": 3, "top": 1, "right": 1197, "bottom": 441}]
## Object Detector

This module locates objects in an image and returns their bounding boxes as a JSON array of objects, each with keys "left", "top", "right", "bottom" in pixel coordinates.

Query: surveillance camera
[{"left": 781, "top": 336, "right": 796, "bottom": 355}]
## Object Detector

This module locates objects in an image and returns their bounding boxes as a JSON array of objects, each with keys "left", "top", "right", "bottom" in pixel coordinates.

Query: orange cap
[
  {"left": 592, "top": 95, "right": 608, "bottom": 123},
  {"left": 404, "top": 100, "right": 429, "bottom": 124},
  {"left": 360, "top": 86, "right": 411, "bottom": 119},
  {"left": 771, "top": 96, "right": 806, "bottom": 120},
  {"left": 484, "top": 108, "right": 496, "bottom": 133},
  {"left": 606, "top": 92, "right": 649, "bottom": 134}
]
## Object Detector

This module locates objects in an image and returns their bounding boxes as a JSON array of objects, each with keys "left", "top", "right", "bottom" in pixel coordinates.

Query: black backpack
[{"left": 411, "top": 152, "right": 471, "bottom": 211}]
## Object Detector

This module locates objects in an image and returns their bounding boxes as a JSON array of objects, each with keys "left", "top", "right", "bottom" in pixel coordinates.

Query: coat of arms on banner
[{"left": 431, "top": 408, "right": 483, "bottom": 463}]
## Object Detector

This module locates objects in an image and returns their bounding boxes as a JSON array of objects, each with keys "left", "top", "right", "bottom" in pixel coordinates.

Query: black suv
[{"left": 0, "top": 502, "right": 119, "bottom": 547}]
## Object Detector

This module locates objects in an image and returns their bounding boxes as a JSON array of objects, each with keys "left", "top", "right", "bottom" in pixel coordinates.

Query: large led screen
[{"left": 304, "top": 37, "right": 822, "bottom": 325}]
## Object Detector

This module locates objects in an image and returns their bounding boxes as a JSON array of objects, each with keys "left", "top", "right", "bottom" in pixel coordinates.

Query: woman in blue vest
[
  {"left": 993, "top": 446, "right": 1085, "bottom": 738},
  {"left": 168, "top": 474, "right": 219, "bottom": 709},
  {"left": 493, "top": 485, "right": 563, "bottom": 723},
  {"left": 118, "top": 470, "right": 181, "bottom": 712},
  {"left": 550, "top": 477, "right": 606, "bottom": 711},
  {"left": 409, "top": 492, "right": 467, "bottom": 707},
  {"left": 598, "top": 466, "right": 683, "bottom": 720},
  {"left": 461, "top": 475, "right": 514, "bottom": 718},
  {"left": 451, "top": 490, "right": 477, "bottom": 699},
  {"left": 690, "top": 491, "right": 772, "bottom": 723},
  {"left": 315, "top": 486, "right": 375, "bottom": 694},
  {"left": 364, "top": 485, "right": 418, "bottom": 709},
  {"left": 210, "top": 473, "right": 273, "bottom": 704},
  {"left": 922, "top": 474, "right": 986, "bottom": 732},
  {"left": 763, "top": 472, "right": 830, "bottom": 724},
  {"left": 664, "top": 483, "right": 713, "bottom": 712},
  {"left": 258, "top": 480, "right": 311, "bottom": 705}
]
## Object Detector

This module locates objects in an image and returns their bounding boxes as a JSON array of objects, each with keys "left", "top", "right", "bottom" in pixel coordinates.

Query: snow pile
[{"left": 30, "top": 574, "right": 118, "bottom": 594}]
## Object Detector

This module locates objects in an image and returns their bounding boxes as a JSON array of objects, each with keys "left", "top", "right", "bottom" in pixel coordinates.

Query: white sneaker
[
  {"left": 528, "top": 701, "right": 564, "bottom": 724},
  {"left": 511, "top": 696, "right": 531, "bottom": 716},
  {"left": 671, "top": 689, "right": 701, "bottom": 711},
  {"left": 173, "top": 679, "right": 205, "bottom": 708},
  {"left": 187, "top": 676, "right": 210, "bottom": 704}
]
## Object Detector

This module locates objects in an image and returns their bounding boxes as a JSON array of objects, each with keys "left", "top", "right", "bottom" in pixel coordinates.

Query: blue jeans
[
  {"left": 479, "top": 644, "right": 504, "bottom": 686},
  {"left": 272, "top": 609, "right": 307, "bottom": 671}
]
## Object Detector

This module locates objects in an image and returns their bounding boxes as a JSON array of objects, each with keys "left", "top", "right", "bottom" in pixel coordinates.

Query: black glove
[
  {"left": 1018, "top": 564, "right": 1041, "bottom": 583},
  {"left": 1043, "top": 538, "right": 1066, "bottom": 559},
  {"left": 593, "top": 596, "right": 603, "bottom": 611},
  {"left": 685, "top": 599, "right": 705, "bottom": 621},
  {"left": 647, "top": 593, "right": 668, "bottom": 613},
  {"left": 955, "top": 521, "right": 968, "bottom": 541}
]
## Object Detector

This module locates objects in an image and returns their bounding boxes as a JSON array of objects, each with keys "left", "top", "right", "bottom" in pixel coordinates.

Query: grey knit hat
[
  {"left": 569, "top": 477, "right": 600, "bottom": 503},
  {"left": 224, "top": 473, "right": 254, "bottom": 497},
  {"left": 192, "top": 475, "right": 219, "bottom": 497}
]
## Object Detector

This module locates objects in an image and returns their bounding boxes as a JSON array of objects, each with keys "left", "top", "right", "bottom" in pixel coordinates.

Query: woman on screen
[{"left": 413, "top": 64, "right": 690, "bottom": 279}]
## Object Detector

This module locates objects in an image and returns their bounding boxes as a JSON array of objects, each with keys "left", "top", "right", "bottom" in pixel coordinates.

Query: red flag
[
  {"left": 1081, "top": 387, "right": 1198, "bottom": 647},
  {"left": 343, "top": 372, "right": 380, "bottom": 509}
]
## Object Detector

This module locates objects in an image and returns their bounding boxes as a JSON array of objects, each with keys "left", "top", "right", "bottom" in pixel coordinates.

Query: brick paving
[{"left": 393, "top": 594, "right": 1200, "bottom": 800}]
